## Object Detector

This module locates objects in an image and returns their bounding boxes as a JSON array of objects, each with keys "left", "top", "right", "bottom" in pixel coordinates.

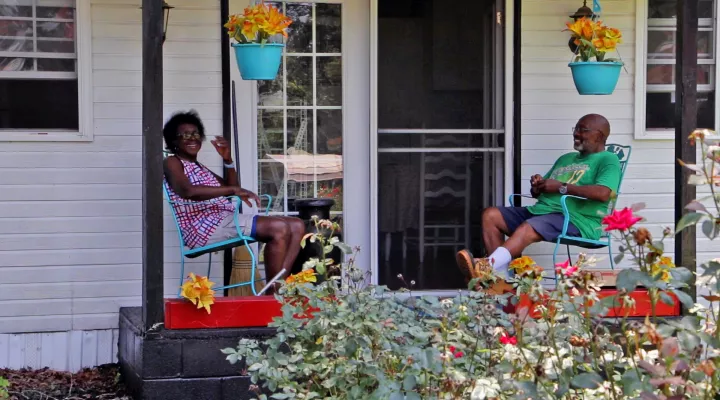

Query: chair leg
[
  {"left": 566, "top": 245, "right": 573, "bottom": 266},
  {"left": 249, "top": 242, "right": 259, "bottom": 296},
  {"left": 178, "top": 257, "right": 186, "bottom": 298},
  {"left": 608, "top": 239, "right": 615, "bottom": 271},
  {"left": 552, "top": 239, "right": 561, "bottom": 286},
  {"left": 207, "top": 252, "right": 213, "bottom": 279}
]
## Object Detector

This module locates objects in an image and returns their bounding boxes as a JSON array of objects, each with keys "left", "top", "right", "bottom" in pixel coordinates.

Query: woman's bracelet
[{"left": 224, "top": 161, "right": 235, "bottom": 169}]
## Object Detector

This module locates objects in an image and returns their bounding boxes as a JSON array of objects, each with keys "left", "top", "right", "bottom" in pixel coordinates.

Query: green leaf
[
  {"left": 405, "top": 393, "right": 422, "bottom": 400},
  {"left": 651, "top": 241, "right": 665, "bottom": 253},
  {"left": 336, "top": 242, "right": 353, "bottom": 254},
  {"left": 671, "top": 288, "right": 695, "bottom": 309},
  {"left": 678, "top": 330, "right": 702, "bottom": 352},
  {"left": 571, "top": 372, "right": 603, "bottom": 389},
  {"left": 316, "top": 263, "right": 326, "bottom": 275},
  {"left": 675, "top": 212, "right": 705, "bottom": 234},
  {"left": 686, "top": 200, "right": 709, "bottom": 213},
  {"left": 703, "top": 219, "right": 716, "bottom": 239},
  {"left": 614, "top": 252, "right": 625, "bottom": 265},
  {"left": 389, "top": 393, "right": 404, "bottom": 400},
  {"left": 616, "top": 269, "right": 651, "bottom": 292},
  {"left": 403, "top": 375, "right": 417, "bottom": 391},
  {"left": 670, "top": 267, "right": 693, "bottom": 285},
  {"left": 659, "top": 291, "right": 675, "bottom": 306}
]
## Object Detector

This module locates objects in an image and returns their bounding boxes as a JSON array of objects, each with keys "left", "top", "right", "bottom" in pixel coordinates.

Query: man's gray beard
[{"left": 574, "top": 143, "right": 584, "bottom": 152}]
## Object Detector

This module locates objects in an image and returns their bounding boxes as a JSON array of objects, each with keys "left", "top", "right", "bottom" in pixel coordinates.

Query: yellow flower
[
  {"left": 650, "top": 257, "right": 674, "bottom": 283},
  {"left": 180, "top": 273, "right": 215, "bottom": 314},
  {"left": 565, "top": 17, "right": 595, "bottom": 41},
  {"left": 225, "top": 2, "right": 292, "bottom": 43},
  {"left": 658, "top": 256, "right": 675, "bottom": 268},
  {"left": 510, "top": 256, "right": 537, "bottom": 276},
  {"left": 286, "top": 269, "right": 317, "bottom": 285}
]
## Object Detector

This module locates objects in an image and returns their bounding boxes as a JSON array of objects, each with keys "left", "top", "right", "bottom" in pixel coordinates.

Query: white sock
[{"left": 489, "top": 247, "right": 512, "bottom": 279}]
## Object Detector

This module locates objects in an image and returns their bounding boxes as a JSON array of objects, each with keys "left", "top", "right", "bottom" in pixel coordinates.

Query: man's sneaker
[{"left": 455, "top": 249, "right": 513, "bottom": 295}]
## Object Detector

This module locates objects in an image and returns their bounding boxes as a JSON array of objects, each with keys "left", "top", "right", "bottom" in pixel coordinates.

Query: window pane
[
  {"left": 286, "top": 56, "right": 311, "bottom": 106},
  {"left": 646, "top": 91, "right": 716, "bottom": 129},
  {"left": 36, "top": 21, "right": 74, "bottom": 39},
  {"left": 286, "top": 3, "right": 312, "bottom": 53},
  {"left": 0, "top": 79, "right": 79, "bottom": 130},
  {"left": 649, "top": 0, "right": 715, "bottom": 19},
  {"left": 647, "top": 64, "right": 714, "bottom": 86},
  {"left": 258, "top": 110, "right": 284, "bottom": 159},
  {"left": 0, "top": 57, "right": 32, "bottom": 71},
  {"left": 258, "top": 60, "right": 283, "bottom": 107},
  {"left": 287, "top": 109, "right": 313, "bottom": 154},
  {"left": 0, "top": 38, "right": 33, "bottom": 52},
  {"left": 36, "top": 5, "right": 75, "bottom": 20},
  {"left": 37, "top": 39, "right": 75, "bottom": 53},
  {"left": 317, "top": 56, "right": 342, "bottom": 106},
  {"left": 0, "top": 4, "right": 32, "bottom": 17},
  {"left": 37, "top": 58, "right": 74, "bottom": 71},
  {"left": 317, "top": 110, "right": 342, "bottom": 155},
  {"left": 2, "top": 20, "right": 33, "bottom": 37},
  {"left": 316, "top": 3, "right": 341, "bottom": 53},
  {"left": 647, "top": 29, "right": 714, "bottom": 59}
]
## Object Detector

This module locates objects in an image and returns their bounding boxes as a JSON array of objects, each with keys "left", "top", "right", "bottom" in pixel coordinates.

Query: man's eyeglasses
[
  {"left": 178, "top": 132, "right": 203, "bottom": 141},
  {"left": 572, "top": 127, "right": 599, "bottom": 135}
]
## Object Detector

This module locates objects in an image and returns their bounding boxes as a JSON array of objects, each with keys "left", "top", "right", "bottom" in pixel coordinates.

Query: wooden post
[
  {"left": 142, "top": 0, "right": 165, "bottom": 330},
  {"left": 675, "top": 0, "right": 698, "bottom": 304}
]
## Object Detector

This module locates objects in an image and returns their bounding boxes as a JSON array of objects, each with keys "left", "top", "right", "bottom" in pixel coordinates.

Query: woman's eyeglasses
[{"left": 178, "top": 132, "right": 203, "bottom": 141}]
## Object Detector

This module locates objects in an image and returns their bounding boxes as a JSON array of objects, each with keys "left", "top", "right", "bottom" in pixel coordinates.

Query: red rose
[
  {"left": 500, "top": 333, "right": 517, "bottom": 345},
  {"left": 602, "top": 207, "right": 642, "bottom": 232}
]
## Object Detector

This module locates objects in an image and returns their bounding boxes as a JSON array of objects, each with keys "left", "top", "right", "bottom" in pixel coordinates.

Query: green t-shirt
[{"left": 527, "top": 151, "right": 622, "bottom": 240}]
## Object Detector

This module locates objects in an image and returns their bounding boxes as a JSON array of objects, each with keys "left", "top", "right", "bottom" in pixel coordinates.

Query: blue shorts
[{"left": 497, "top": 207, "right": 580, "bottom": 242}]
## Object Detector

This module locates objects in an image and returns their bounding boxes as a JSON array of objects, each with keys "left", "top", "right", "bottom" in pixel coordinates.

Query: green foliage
[
  {"left": 220, "top": 128, "right": 720, "bottom": 399},
  {"left": 0, "top": 376, "right": 9, "bottom": 400}
]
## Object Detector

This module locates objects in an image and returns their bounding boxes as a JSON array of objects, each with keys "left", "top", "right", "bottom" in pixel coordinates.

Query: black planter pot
[{"left": 290, "top": 198, "right": 343, "bottom": 278}]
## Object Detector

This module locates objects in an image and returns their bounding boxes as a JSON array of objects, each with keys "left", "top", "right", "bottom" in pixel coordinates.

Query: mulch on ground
[{"left": 1, "top": 364, "right": 130, "bottom": 400}]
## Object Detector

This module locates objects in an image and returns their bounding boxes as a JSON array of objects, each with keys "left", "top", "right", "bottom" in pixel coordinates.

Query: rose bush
[{"left": 222, "top": 129, "right": 720, "bottom": 399}]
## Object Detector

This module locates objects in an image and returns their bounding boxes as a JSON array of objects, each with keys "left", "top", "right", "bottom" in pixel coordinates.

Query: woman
[{"left": 163, "top": 110, "right": 304, "bottom": 286}]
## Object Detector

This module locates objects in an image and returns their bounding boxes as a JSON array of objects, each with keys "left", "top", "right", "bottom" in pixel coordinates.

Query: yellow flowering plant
[
  {"left": 180, "top": 273, "right": 216, "bottom": 314},
  {"left": 565, "top": 17, "right": 623, "bottom": 62},
  {"left": 224, "top": 2, "right": 292, "bottom": 44}
]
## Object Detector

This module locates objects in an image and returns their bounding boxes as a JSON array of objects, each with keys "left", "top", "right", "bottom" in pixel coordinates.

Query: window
[
  {"left": 635, "top": 0, "right": 720, "bottom": 139},
  {"left": 256, "top": 2, "right": 344, "bottom": 218},
  {"left": 0, "top": 0, "right": 91, "bottom": 141}
]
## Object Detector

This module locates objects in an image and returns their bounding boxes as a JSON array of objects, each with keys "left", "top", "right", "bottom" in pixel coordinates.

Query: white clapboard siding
[
  {"left": 0, "top": 0, "right": 225, "bottom": 344},
  {"left": 0, "top": 330, "right": 119, "bottom": 372},
  {"left": 520, "top": 0, "right": 720, "bottom": 269}
]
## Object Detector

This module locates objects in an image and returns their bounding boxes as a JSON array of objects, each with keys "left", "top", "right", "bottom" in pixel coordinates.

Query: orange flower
[
  {"left": 225, "top": 2, "right": 292, "bottom": 43},
  {"left": 286, "top": 269, "right": 318, "bottom": 285}
]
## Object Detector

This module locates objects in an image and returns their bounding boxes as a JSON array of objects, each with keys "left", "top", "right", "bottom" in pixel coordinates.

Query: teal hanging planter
[
  {"left": 232, "top": 43, "right": 284, "bottom": 81},
  {"left": 568, "top": 61, "right": 623, "bottom": 95}
]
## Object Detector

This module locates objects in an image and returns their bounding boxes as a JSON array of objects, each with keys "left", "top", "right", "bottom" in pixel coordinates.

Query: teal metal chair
[
  {"left": 163, "top": 173, "right": 273, "bottom": 297},
  {"left": 509, "top": 144, "right": 631, "bottom": 274}
]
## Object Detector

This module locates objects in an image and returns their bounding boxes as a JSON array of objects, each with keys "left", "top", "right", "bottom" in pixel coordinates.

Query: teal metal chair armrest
[
  {"left": 507, "top": 193, "right": 535, "bottom": 206},
  {"left": 559, "top": 195, "right": 587, "bottom": 237}
]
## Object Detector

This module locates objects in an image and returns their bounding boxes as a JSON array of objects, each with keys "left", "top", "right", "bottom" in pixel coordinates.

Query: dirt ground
[{"left": 1, "top": 364, "right": 130, "bottom": 400}]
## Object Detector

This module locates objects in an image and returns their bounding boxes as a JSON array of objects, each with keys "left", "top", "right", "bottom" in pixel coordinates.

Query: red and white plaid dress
[{"left": 164, "top": 158, "right": 235, "bottom": 249}]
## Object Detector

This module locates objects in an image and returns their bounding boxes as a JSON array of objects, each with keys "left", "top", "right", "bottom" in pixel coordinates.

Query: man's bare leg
[
  {"left": 501, "top": 222, "right": 543, "bottom": 258},
  {"left": 482, "top": 207, "right": 511, "bottom": 255}
]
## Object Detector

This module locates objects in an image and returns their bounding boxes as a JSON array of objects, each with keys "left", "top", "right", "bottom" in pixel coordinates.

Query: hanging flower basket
[
  {"left": 569, "top": 61, "right": 623, "bottom": 95},
  {"left": 232, "top": 43, "right": 284, "bottom": 80},
  {"left": 224, "top": 2, "right": 292, "bottom": 81},
  {"left": 565, "top": 17, "right": 624, "bottom": 95}
]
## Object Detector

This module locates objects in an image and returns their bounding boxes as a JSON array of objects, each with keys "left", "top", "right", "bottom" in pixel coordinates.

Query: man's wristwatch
[{"left": 559, "top": 182, "right": 568, "bottom": 195}]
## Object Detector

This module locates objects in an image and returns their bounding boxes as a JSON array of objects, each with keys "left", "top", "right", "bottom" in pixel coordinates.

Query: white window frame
[
  {"left": 0, "top": 0, "right": 93, "bottom": 142},
  {"left": 634, "top": 0, "right": 720, "bottom": 140}
]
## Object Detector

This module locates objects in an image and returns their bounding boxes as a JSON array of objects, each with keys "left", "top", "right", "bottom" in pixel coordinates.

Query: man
[{"left": 456, "top": 114, "right": 622, "bottom": 285}]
